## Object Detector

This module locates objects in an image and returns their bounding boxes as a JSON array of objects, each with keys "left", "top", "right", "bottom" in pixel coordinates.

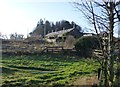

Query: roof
[{"left": 45, "top": 28, "right": 74, "bottom": 37}]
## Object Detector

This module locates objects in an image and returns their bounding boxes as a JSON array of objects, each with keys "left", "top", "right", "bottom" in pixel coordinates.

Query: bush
[{"left": 75, "top": 36, "right": 100, "bottom": 57}]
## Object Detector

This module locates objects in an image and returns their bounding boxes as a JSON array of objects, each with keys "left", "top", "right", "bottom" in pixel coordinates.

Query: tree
[
  {"left": 75, "top": 36, "right": 100, "bottom": 57},
  {"left": 73, "top": 0, "right": 120, "bottom": 86},
  {"left": 45, "top": 20, "right": 52, "bottom": 34},
  {"left": 30, "top": 19, "right": 83, "bottom": 38},
  {"left": 60, "top": 20, "right": 72, "bottom": 29},
  {"left": 51, "top": 22, "right": 55, "bottom": 32},
  {"left": 55, "top": 21, "right": 61, "bottom": 31},
  {"left": 30, "top": 19, "right": 44, "bottom": 37}
]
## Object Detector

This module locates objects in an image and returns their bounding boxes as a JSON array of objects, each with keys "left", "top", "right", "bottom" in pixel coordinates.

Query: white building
[{"left": 45, "top": 28, "right": 74, "bottom": 43}]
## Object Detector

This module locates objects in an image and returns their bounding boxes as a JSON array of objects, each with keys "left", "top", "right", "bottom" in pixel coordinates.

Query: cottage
[{"left": 45, "top": 28, "right": 73, "bottom": 43}]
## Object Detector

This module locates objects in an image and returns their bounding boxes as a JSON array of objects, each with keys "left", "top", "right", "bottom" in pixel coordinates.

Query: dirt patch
[{"left": 73, "top": 75, "right": 99, "bottom": 87}]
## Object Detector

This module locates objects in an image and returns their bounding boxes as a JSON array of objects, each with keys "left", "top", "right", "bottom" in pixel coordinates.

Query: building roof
[{"left": 45, "top": 28, "right": 74, "bottom": 37}]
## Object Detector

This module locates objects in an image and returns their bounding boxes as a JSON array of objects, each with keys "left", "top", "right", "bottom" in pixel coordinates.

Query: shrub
[{"left": 75, "top": 36, "right": 100, "bottom": 57}]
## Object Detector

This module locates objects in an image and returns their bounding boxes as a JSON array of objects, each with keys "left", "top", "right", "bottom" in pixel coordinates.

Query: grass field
[{"left": 1, "top": 54, "right": 100, "bottom": 86}]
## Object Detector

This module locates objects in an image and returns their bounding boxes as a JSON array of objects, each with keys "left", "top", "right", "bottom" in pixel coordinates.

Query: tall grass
[{"left": 1, "top": 54, "right": 100, "bottom": 86}]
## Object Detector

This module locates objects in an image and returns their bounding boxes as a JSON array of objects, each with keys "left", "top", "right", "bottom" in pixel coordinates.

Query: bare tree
[{"left": 72, "top": 0, "right": 120, "bottom": 86}]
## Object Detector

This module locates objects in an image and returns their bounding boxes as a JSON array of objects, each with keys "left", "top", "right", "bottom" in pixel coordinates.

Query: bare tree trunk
[
  {"left": 115, "top": 3, "right": 120, "bottom": 86},
  {"left": 115, "top": 17, "right": 120, "bottom": 87},
  {"left": 116, "top": 56, "right": 120, "bottom": 86},
  {"left": 102, "top": 33, "right": 109, "bottom": 86},
  {"left": 72, "top": 1, "right": 120, "bottom": 86},
  {"left": 108, "top": 2, "right": 115, "bottom": 86},
  {"left": 104, "top": 59, "right": 109, "bottom": 87}
]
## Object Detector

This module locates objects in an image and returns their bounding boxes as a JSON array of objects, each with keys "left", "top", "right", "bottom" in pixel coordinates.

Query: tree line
[{"left": 29, "top": 19, "right": 83, "bottom": 37}]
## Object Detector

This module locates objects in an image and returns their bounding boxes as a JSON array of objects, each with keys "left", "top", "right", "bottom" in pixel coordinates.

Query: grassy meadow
[{"left": 1, "top": 54, "right": 100, "bottom": 86}]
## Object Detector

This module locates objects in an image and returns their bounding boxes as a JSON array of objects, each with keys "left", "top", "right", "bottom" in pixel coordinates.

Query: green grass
[{"left": 1, "top": 54, "right": 100, "bottom": 86}]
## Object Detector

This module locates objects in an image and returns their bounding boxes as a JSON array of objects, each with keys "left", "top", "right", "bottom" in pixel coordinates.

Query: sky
[
  {"left": 0, "top": 0, "right": 119, "bottom": 38},
  {"left": 0, "top": 0, "right": 89, "bottom": 38}
]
